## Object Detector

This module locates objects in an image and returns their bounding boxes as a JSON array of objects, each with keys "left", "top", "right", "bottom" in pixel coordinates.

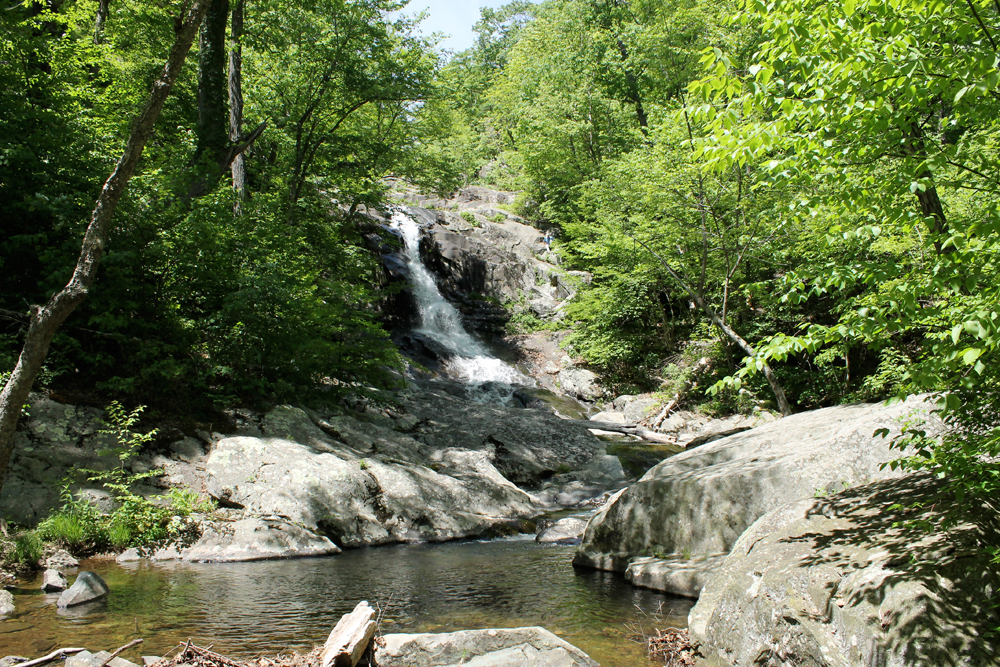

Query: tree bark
[
  {"left": 94, "top": 0, "right": 111, "bottom": 44},
  {"left": 630, "top": 236, "right": 794, "bottom": 417},
  {"left": 0, "top": 0, "right": 211, "bottom": 497},
  {"left": 228, "top": 0, "right": 246, "bottom": 205},
  {"left": 905, "top": 125, "right": 948, "bottom": 253},
  {"left": 182, "top": 0, "right": 230, "bottom": 202}
]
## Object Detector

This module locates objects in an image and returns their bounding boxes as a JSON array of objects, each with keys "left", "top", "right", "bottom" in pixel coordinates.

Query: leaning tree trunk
[
  {"left": 631, "top": 236, "right": 794, "bottom": 417},
  {"left": 0, "top": 0, "right": 211, "bottom": 497}
]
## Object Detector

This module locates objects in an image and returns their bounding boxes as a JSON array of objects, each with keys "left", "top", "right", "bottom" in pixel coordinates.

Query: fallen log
[
  {"left": 321, "top": 601, "right": 376, "bottom": 667},
  {"left": 98, "top": 639, "right": 143, "bottom": 667},
  {"left": 12, "top": 648, "right": 86, "bottom": 667},
  {"left": 564, "top": 420, "right": 678, "bottom": 445}
]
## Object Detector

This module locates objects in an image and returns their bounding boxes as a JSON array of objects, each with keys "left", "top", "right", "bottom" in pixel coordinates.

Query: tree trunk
[
  {"left": 182, "top": 0, "right": 230, "bottom": 202},
  {"left": 228, "top": 0, "right": 246, "bottom": 205},
  {"left": 616, "top": 38, "right": 648, "bottom": 135},
  {"left": 94, "top": 0, "right": 111, "bottom": 44},
  {"left": 905, "top": 125, "right": 948, "bottom": 253},
  {"left": 0, "top": 0, "right": 211, "bottom": 497}
]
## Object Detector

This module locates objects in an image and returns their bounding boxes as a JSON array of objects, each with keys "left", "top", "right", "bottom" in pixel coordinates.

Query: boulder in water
[
  {"left": 57, "top": 571, "right": 109, "bottom": 607},
  {"left": 575, "top": 397, "right": 940, "bottom": 573},
  {"left": 536, "top": 516, "right": 589, "bottom": 544},
  {"left": 0, "top": 590, "right": 13, "bottom": 617},
  {"left": 41, "top": 568, "right": 68, "bottom": 591},
  {"left": 374, "top": 627, "right": 599, "bottom": 667}
]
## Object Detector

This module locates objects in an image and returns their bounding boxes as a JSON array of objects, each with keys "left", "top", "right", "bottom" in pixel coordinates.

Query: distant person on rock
[{"left": 543, "top": 230, "right": 552, "bottom": 251}]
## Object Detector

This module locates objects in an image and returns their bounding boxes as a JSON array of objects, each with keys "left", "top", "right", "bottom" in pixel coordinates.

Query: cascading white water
[{"left": 392, "top": 211, "right": 529, "bottom": 397}]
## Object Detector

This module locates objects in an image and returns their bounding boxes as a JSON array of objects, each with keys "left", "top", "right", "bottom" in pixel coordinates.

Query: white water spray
[{"left": 392, "top": 211, "right": 529, "bottom": 396}]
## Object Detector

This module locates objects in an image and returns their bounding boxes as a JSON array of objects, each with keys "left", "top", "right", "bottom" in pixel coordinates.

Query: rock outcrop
[
  {"left": 4, "top": 378, "right": 627, "bottom": 563},
  {"left": 574, "top": 397, "right": 939, "bottom": 580},
  {"left": 202, "top": 389, "right": 623, "bottom": 552},
  {"left": 374, "top": 627, "right": 599, "bottom": 667},
  {"left": 690, "top": 475, "right": 1000, "bottom": 667},
  {"left": 152, "top": 518, "right": 340, "bottom": 563},
  {"left": 389, "top": 185, "right": 587, "bottom": 335}
]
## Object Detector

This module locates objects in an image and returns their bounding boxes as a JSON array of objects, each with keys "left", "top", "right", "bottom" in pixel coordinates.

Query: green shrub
[
  {"left": 13, "top": 532, "right": 43, "bottom": 567},
  {"left": 460, "top": 211, "right": 479, "bottom": 226},
  {"left": 38, "top": 402, "right": 214, "bottom": 554}
]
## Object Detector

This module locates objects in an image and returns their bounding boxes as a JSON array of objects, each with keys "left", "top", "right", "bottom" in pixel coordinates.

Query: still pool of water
[{"left": 1, "top": 536, "right": 692, "bottom": 666}]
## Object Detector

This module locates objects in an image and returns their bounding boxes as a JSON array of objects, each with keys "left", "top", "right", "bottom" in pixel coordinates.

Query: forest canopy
[{"left": 3, "top": 0, "right": 1000, "bottom": 509}]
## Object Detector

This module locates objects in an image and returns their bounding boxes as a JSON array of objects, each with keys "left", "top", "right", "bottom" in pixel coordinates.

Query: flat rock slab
[
  {"left": 57, "top": 571, "right": 109, "bottom": 607},
  {"left": 153, "top": 518, "right": 340, "bottom": 563},
  {"left": 690, "top": 475, "right": 1000, "bottom": 667},
  {"left": 575, "top": 397, "right": 938, "bottom": 573},
  {"left": 375, "top": 627, "right": 598, "bottom": 667},
  {"left": 624, "top": 553, "right": 727, "bottom": 598}
]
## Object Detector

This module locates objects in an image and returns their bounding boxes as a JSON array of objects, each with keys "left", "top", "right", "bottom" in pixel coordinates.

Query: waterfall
[{"left": 392, "top": 211, "right": 529, "bottom": 399}]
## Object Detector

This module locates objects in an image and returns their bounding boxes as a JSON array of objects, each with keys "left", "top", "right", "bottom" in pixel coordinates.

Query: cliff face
[{"left": 388, "top": 186, "right": 588, "bottom": 337}]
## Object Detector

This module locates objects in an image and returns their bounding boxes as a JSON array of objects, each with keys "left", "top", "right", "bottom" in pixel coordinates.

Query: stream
[{"left": 2, "top": 538, "right": 693, "bottom": 666}]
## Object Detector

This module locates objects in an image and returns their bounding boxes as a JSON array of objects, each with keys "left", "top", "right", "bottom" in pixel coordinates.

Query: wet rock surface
[
  {"left": 690, "top": 475, "right": 1000, "bottom": 667},
  {"left": 57, "top": 571, "right": 109, "bottom": 608},
  {"left": 574, "top": 397, "right": 940, "bottom": 573},
  {"left": 374, "top": 627, "right": 599, "bottom": 667},
  {"left": 535, "top": 516, "right": 589, "bottom": 544},
  {"left": 0, "top": 590, "right": 13, "bottom": 618},
  {"left": 41, "top": 568, "right": 69, "bottom": 591}
]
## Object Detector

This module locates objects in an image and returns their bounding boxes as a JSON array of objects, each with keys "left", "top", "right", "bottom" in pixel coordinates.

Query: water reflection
[{"left": 2, "top": 537, "right": 692, "bottom": 667}]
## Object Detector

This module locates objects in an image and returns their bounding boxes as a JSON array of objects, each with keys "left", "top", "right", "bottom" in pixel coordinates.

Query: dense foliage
[
  {"left": 0, "top": 0, "right": 439, "bottom": 414},
  {"left": 5, "top": 0, "right": 1000, "bottom": 524}
]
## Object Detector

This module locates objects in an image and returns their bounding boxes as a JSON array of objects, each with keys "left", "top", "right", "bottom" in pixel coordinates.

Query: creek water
[
  {"left": 392, "top": 211, "right": 530, "bottom": 401},
  {"left": 2, "top": 537, "right": 693, "bottom": 666}
]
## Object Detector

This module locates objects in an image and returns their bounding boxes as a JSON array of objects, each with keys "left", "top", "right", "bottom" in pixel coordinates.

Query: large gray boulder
[
  {"left": 57, "top": 571, "right": 109, "bottom": 607},
  {"left": 374, "top": 627, "right": 599, "bottom": 667},
  {"left": 575, "top": 397, "right": 938, "bottom": 573},
  {"left": 690, "top": 475, "right": 1000, "bottom": 667}
]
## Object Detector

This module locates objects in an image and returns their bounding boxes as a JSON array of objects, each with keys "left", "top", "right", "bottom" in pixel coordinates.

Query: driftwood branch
[
  {"left": 16, "top": 648, "right": 87, "bottom": 667},
  {"left": 98, "top": 639, "right": 144, "bottom": 667},
  {"left": 651, "top": 356, "right": 712, "bottom": 430},
  {"left": 566, "top": 419, "right": 677, "bottom": 444},
  {"left": 321, "top": 601, "right": 376, "bottom": 667}
]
